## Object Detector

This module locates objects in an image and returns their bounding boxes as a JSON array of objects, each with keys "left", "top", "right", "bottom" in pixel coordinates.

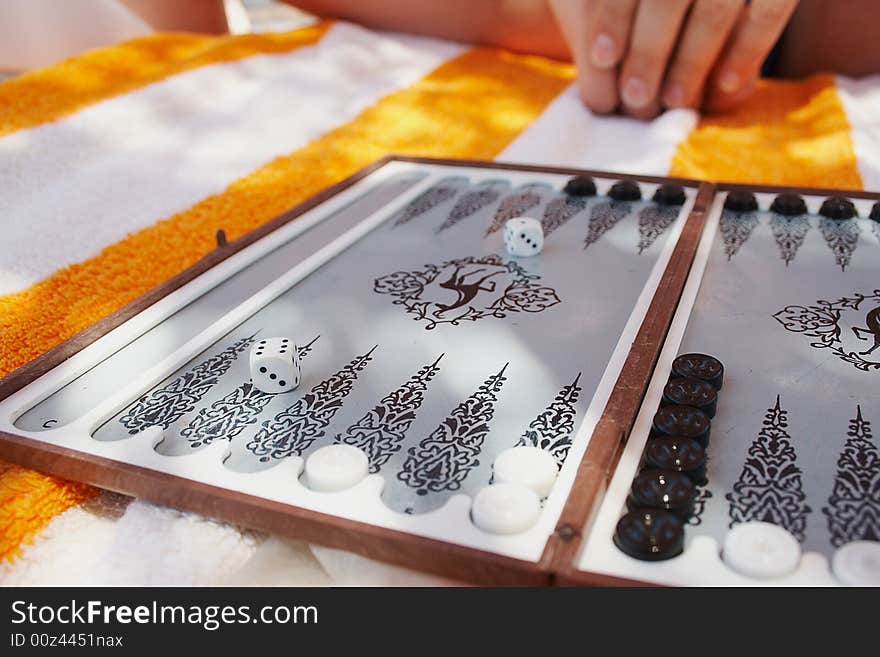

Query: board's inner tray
[{"left": 576, "top": 188, "right": 880, "bottom": 586}]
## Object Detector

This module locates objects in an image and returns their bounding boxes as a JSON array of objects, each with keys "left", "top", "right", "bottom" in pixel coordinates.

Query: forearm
[
  {"left": 285, "top": 0, "right": 570, "bottom": 59},
  {"left": 776, "top": 0, "right": 880, "bottom": 78}
]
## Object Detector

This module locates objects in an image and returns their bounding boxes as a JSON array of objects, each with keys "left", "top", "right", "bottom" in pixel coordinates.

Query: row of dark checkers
[
  {"left": 563, "top": 175, "right": 688, "bottom": 206},
  {"left": 613, "top": 353, "right": 724, "bottom": 561},
  {"left": 566, "top": 173, "right": 880, "bottom": 223},
  {"left": 724, "top": 189, "right": 880, "bottom": 220}
]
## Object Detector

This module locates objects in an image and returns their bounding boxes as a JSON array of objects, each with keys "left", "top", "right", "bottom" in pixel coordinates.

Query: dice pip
[
  {"left": 249, "top": 338, "right": 300, "bottom": 393},
  {"left": 503, "top": 217, "right": 544, "bottom": 257}
]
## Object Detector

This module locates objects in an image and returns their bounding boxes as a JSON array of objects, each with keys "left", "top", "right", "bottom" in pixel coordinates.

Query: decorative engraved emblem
[
  {"left": 393, "top": 177, "right": 468, "bottom": 227},
  {"left": 773, "top": 290, "right": 880, "bottom": 372},
  {"left": 397, "top": 365, "right": 508, "bottom": 495},
  {"left": 374, "top": 255, "right": 561, "bottom": 330},
  {"left": 583, "top": 201, "right": 631, "bottom": 249},
  {"left": 485, "top": 184, "right": 550, "bottom": 236},
  {"left": 436, "top": 180, "right": 508, "bottom": 233},
  {"left": 823, "top": 406, "right": 880, "bottom": 547},
  {"left": 688, "top": 487, "right": 714, "bottom": 526},
  {"left": 119, "top": 335, "right": 256, "bottom": 434},
  {"left": 726, "top": 396, "right": 811, "bottom": 541},
  {"left": 517, "top": 374, "right": 582, "bottom": 468},
  {"left": 770, "top": 214, "right": 811, "bottom": 266},
  {"left": 542, "top": 196, "right": 588, "bottom": 237},
  {"left": 246, "top": 347, "right": 376, "bottom": 461},
  {"left": 637, "top": 204, "right": 679, "bottom": 254},
  {"left": 336, "top": 355, "right": 443, "bottom": 472},
  {"left": 819, "top": 218, "right": 860, "bottom": 271},
  {"left": 181, "top": 337, "right": 320, "bottom": 449},
  {"left": 719, "top": 209, "right": 759, "bottom": 260}
]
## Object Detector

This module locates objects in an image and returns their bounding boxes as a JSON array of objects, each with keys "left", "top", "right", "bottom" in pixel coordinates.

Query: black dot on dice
[
  {"left": 520, "top": 232, "right": 526, "bottom": 238},
  {"left": 279, "top": 380, "right": 286, "bottom": 386},
  {"left": 259, "top": 367, "right": 267, "bottom": 373},
  {"left": 280, "top": 349, "right": 285, "bottom": 353},
  {"left": 282, "top": 339, "right": 288, "bottom": 343},
  {"left": 269, "top": 373, "right": 277, "bottom": 380},
  {"left": 260, "top": 340, "right": 266, "bottom": 344}
]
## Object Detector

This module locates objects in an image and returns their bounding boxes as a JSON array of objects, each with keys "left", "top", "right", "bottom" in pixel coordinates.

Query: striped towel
[{"left": 1, "top": 20, "right": 878, "bottom": 585}]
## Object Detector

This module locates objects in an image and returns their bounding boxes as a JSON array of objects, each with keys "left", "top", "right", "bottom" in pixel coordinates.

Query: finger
[
  {"left": 550, "top": 0, "right": 620, "bottom": 114},
  {"left": 619, "top": 0, "right": 692, "bottom": 111},
  {"left": 661, "top": 0, "right": 744, "bottom": 109},
  {"left": 711, "top": 0, "right": 798, "bottom": 98},
  {"left": 623, "top": 96, "right": 663, "bottom": 120},
  {"left": 703, "top": 74, "right": 756, "bottom": 114},
  {"left": 588, "top": 0, "right": 639, "bottom": 69},
  {"left": 578, "top": 66, "right": 621, "bottom": 115}
]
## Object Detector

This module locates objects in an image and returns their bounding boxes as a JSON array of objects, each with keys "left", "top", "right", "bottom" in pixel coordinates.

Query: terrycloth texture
[{"left": 0, "top": 19, "right": 877, "bottom": 585}]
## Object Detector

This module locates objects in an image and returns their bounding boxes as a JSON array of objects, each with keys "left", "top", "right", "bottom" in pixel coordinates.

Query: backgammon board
[{"left": 0, "top": 157, "right": 877, "bottom": 586}]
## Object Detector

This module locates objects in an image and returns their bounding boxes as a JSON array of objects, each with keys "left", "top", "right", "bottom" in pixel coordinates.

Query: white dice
[
  {"left": 249, "top": 337, "right": 300, "bottom": 394},
  {"left": 503, "top": 216, "right": 544, "bottom": 257}
]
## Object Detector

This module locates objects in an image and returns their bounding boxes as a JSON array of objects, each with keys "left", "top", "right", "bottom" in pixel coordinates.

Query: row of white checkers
[
  {"left": 721, "top": 521, "right": 880, "bottom": 586},
  {"left": 292, "top": 447, "right": 880, "bottom": 584},
  {"left": 301, "top": 443, "right": 557, "bottom": 535}
]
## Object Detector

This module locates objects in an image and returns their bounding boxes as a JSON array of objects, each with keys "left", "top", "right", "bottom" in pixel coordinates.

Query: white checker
[
  {"left": 722, "top": 521, "right": 801, "bottom": 579},
  {"left": 492, "top": 446, "right": 558, "bottom": 498},
  {"left": 304, "top": 444, "right": 369, "bottom": 493},
  {"left": 471, "top": 482, "right": 541, "bottom": 535},
  {"left": 831, "top": 541, "right": 880, "bottom": 587}
]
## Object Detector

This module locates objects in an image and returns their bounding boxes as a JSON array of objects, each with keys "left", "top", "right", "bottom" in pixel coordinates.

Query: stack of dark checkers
[{"left": 613, "top": 353, "right": 724, "bottom": 562}]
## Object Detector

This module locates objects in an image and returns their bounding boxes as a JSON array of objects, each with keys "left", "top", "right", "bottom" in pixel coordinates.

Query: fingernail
[
  {"left": 591, "top": 33, "right": 616, "bottom": 68},
  {"left": 718, "top": 70, "right": 740, "bottom": 93},
  {"left": 622, "top": 77, "right": 649, "bottom": 108},
  {"left": 663, "top": 83, "right": 685, "bottom": 107}
]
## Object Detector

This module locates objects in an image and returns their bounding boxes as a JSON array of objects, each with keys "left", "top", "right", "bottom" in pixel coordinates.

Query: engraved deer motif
[
  {"left": 853, "top": 306, "right": 880, "bottom": 356},
  {"left": 435, "top": 265, "right": 503, "bottom": 315}
]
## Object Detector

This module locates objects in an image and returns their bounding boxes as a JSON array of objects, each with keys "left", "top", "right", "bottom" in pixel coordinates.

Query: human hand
[{"left": 549, "top": 0, "right": 799, "bottom": 117}]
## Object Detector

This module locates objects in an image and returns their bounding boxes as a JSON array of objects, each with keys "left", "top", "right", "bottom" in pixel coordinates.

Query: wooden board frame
[
  {"left": 557, "top": 180, "right": 880, "bottom": 587},
  {"left": 0, "top": 155, "right": 711, "bottom": 586}
]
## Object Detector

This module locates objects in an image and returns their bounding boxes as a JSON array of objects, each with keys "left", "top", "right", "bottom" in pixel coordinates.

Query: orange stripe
[
  {"left": 0, "top": 22, "right": 332, "bottom": 138},
  {"left": 0, "top": 47, "right": 573, "bottom": 561},
  {"left": 0, "top": 466, "right": 96, "bottom": 562},
  {"left": 670, "top": 75, "right": 862, "bottom": 189}
]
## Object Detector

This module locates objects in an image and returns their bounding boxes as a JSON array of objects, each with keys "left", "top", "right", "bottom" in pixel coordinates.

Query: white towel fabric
[
  {"left": 836, "top": 75, "right": 880, "bottom": 192},
  {"left": 498, "top": 84, "right": 698, "bottom": 172},
  {"left": 86, "top": 500, "right": 263, "bottom": 586},
  {"left": 0, "top": 23, "right": 464, "bottom": 296}
]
